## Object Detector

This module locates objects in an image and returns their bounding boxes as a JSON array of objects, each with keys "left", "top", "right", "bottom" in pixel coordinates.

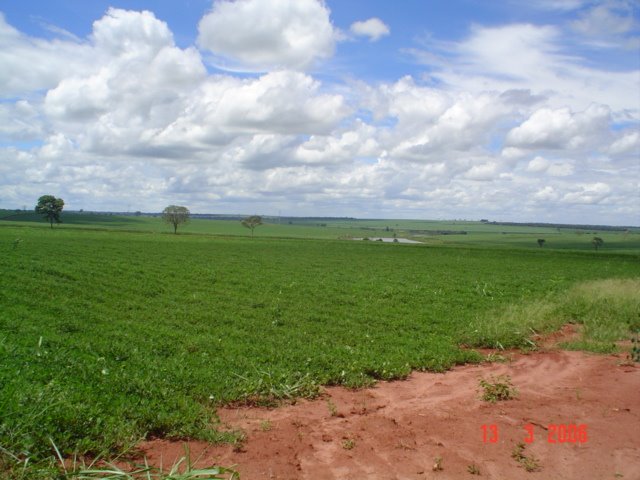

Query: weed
[
  {"left": 511, "top": 442, "right": 540, "bottom": 472},
  {"left": 629, "top": 331, "right": 640, "bottom": 363},
  {"left": 484, "top": 352, "right": 509, "bottom": 363},
  {"left": 259, "top": 420, "right": 271, "bottom": 432},
  {"left": 236, "top": 371, "right": 320, "bottom": 407},
  {"left": 479, "top": 375, "right": 518, "bottom": 403},
  {"left": 341, "top": 439, "right": 355, "bottom": 450},
  {"left": 465, "top": 278, "right": 640, "bottom": 350},
  {"left": 467, "top": 463, "right": 481, "bottom": 475},
  {"left": 51, "top": 441, "right": 240, "bottom": 479},
  {"left": 327, "top": 399, "right": 338, "bottom": 417},
  {"left": 231, "top": 434, "right": 246, "bottom": 454}
]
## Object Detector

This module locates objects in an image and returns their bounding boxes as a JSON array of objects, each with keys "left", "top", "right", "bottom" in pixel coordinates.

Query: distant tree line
[{"left": 485, "top": 221, "right": 631, "bottom": 232}]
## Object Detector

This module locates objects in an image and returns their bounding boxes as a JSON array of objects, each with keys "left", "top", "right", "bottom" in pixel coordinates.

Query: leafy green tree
[
  {"left": 35, "top": 195, "right": 64, "bottom": 228},
  {"left": 592, "top": 236, "right": 604, "bottom": 251},
  {"left": 162, "top": 205, "right": 190, "bottom": 234},
  {"left": 241, "top": 215, "right": 263, "bottom": 237}
]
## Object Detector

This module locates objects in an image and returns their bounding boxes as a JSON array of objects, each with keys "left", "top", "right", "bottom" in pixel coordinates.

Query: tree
[
  {"left": 35, "top": 195, "right": 64, "bottom": 228},
  {"left": 241, "top": 215, "right": 263, "bottom": 237},
  {"left": 537, "top": 239, "right": 546, "bottom": 248},
  {"left": 162, "top": 205, "right": 190, "bottom": 234},
  {"left": 592, "top": 236, "right": 604, "bottom": 251}
]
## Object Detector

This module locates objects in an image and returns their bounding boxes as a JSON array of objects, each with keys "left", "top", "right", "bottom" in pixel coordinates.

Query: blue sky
[{"left": 1, "top": 1, "right": 639, "bottom": 224}]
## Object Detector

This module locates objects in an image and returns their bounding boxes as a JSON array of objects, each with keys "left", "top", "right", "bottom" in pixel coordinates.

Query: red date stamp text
[{"left": 482, "top": 424, "right": 588, "bottom": 444}]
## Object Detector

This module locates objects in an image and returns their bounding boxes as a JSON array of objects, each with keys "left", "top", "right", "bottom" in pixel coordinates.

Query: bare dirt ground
[{"left": 139, "top": 340, "right": 640, "bottom": 479}]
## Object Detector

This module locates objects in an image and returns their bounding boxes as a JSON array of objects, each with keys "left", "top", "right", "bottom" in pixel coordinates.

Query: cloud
[
  {"left": 526, "top": 0, "right": 587, "bottom": 11},
  {"left": 150, "top": 71, "right": 348, "bottom": 159},
  {"left": 505, "top": 104, "right": 610, "bottom": 150},
  {"left": 570, "top": 0, "right": 640, "bottom": 55},
  {"left": 0, "top": 13, "right": 93, "bottom": 97},
  {"left": 412, "top": 23, "right": 640, "bottom": 120},
  {"left": 608, "top": 130, "right": 640, "bottom": 156},
  {"left": 28, "top": 8, "right": 348, "bottom": 168},
  {"left": 526, "top": 156, "right": 550, "bottom": 173},
  {"left": 293, "top": 121, "right": 379, "bottom": 165},
  {"left": 368, "top": 79, "right": 511, "bottom": 164},
  {"left": 527, "top": 156, "right": 574, "bottom": 176},
  {"left": 0, "top": 100, "right": 43, "bottom": 141},
  {"left": 91, "top": 7, "right": 175, "bottom": 55},
  {"left": 533, "top": 185, "right": 559, "bottom": 201},
  {"left": 350, "top": 18, "right": 390, "bottom": 42},
  {"left": 572, "top": 1, "right": 637, "bottom": 36},
  {"left": 562, "top": 182, "right": 611, "bottom": 204},
  {"left": 463, "top": 161, "right": 501, "bottom": 181},
  {"left": 0, "top": 6, "right": 638, "bottom": 225},
  {"left": 197, "top": 0, "right": 335, "bottom": 70}
]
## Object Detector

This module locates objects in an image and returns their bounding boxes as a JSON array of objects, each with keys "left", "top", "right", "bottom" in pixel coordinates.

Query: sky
[{"left": 1, "top": 0, "right": 639, "bottom": 224}]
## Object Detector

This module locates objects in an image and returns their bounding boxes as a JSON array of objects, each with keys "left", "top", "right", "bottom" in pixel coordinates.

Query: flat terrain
[
  {"left": 0, "top": 214, "right": 638, "bottom": 478},
  {"left": 2, "top": 210, "right": 640, "bottom": 252}
]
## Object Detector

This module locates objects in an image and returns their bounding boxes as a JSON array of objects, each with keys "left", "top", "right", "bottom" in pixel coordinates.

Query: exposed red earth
[{"left": 138, "top": 342, "right": 640, "bottom": 479}]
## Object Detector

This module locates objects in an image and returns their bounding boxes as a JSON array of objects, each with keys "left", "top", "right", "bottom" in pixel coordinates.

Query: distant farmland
[{"left": 2, "top": 210, "right": 639, "bottom": 252}]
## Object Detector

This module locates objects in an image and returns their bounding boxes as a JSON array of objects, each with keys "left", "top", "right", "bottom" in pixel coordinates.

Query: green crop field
[{"left": 1, "top": 214, "right": 639, "bottom": 478}]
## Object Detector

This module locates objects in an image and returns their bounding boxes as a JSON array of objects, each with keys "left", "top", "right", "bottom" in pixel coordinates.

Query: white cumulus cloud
[
  {"left": 197, "top": 0, "right": 336, "bottom": 70},
  {"left": 506, "top": 104, "right": 610, "bottom": 150},
  {"left": 350, "top": 18, "right": 390, "bottom": 42}
]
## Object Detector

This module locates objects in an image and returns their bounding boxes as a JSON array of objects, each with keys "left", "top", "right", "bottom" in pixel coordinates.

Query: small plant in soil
[
  {"left": 484, "top": 352, "right": 510, "bottom": 363},
  {"left": 341, "top": 439, "right": 356, "bottom": 450},
  {"left": 511, "top": 442, "right": 540, "bottom": 472},
  {"left": 259, "top": 420, "right": 272, "bottom": 432},
  {"left": 479, "top": 375, "right": 518, "bottom": 402},
  {"left": 327, "top": 399, "right": 338, "bottom": 417},
  {"left": 467, "top": 463, "right": 481, "bottom": 475},
  {"left": 629, "top": 331, "right": 640, "bottom": 363},
  {"left": 432, "top": 456, "right": 443, "bottom": 471}
]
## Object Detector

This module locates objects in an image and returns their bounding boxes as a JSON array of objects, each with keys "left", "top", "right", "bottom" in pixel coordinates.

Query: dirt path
[{"left": 139, "top": 349, "right": 639, "bottom": 479}]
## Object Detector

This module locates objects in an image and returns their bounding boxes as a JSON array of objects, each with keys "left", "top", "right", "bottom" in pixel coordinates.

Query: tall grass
[{"left": 465, "top": 278, "right": 640, "bottom": 351}]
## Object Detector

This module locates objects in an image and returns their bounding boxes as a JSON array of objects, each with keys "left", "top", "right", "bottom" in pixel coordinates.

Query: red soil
[{"left": 138, "top": 348, "right": 640, "bottom": 479}]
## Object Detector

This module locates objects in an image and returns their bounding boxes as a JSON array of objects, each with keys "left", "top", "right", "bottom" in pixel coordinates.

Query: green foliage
[
  {"left": 35, "top": 195, "right": 64, "bottom": 228},
  {"left": 21, "top": 442, "right": 241, "bottom": 479},
  {"left": 0, "top": 224, "right": 638, "bottom": 476},
  {"left": 341, "top": 439, "right": 356, "bottom": 450},
  {"left": 630, "top": 332, "right": 640, "bottom": 363},
  {"left": 512, "top": 442, "right": 540, "bottom": 472},
  {"left": 592, "top": 236, "right": 604, "bottom": 250},
  {"left": 162, "top": 206, "right": 190, "bottom": 234},
  {"left": 234, "top": 371, "right": 320, "bottom": 407},
  {"left": 557, "top": 278, "right": 639, "bottom": 340},
  {"left": 467, "top": 464, "right": 481, "bottom": 475},
  {"left": 465, "top": 278, "right": 640, "bottom": 350},
  {"left": 240, "top": 215, "right": 263, "bottom": 237},
  {"left": 478, "top": 375, "right": 518, "bottom": 402}
]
